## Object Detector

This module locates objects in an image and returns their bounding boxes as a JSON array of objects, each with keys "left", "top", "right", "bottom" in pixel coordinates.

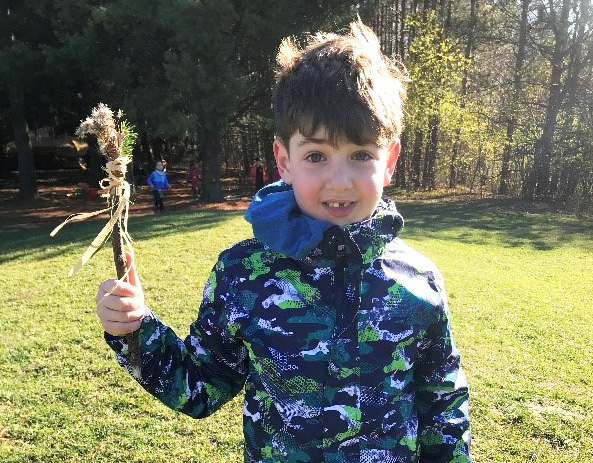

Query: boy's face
[
  {"left": 156, "top": 162, "right": 164, "bottom": 171},
  {"left": 274, "top": 128, "right": 399, "bottom": 226}
]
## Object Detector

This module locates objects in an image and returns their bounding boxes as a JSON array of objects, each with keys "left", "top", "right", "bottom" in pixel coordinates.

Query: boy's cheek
[
  {"left": 281, "top": 167, "right": 292, "bottom": 184},
  {"left": 278, "top": 171, "right": 292, "bottom": 185}
]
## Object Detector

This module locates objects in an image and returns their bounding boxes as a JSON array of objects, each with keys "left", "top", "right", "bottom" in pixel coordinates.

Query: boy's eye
[
  {"left": 306, "top": 152, "right": 324, "bottom": 163},
  {"left": 353, "top": 151, "right": 372, "bottom": 161}
]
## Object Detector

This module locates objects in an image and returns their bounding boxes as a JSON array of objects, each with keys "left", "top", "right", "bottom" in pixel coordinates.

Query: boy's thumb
[{"left": 124, "top": 252, "right": 142, "bottom": 289}]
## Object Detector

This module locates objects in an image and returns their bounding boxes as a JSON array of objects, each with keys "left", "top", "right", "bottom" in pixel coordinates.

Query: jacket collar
[{"left": 245, "top": 181, "right": 404, "bottom": 260}]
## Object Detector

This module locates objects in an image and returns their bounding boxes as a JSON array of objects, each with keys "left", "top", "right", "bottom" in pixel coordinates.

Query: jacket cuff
[{"left": 104, "top": 306, "right": 154, "bottom": 354}]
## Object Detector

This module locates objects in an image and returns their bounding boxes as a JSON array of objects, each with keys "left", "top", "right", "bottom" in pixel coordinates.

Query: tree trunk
[
  {"left": 400, "top": 0, "right": 407, "bottom": 57},
  {"left": 449, "top": 137, "right": 459, "bottom": 188},
  {"left": 8, "top": 81, "right": 37, "bottom": 201},
  {"left": 240, "top": 130, "right": 250, "bottom": 184},
  {"left": 500, "top": 0, "right": 529, "bottom": 196},
  {"left": 423, "top": 115, "right": 439, "bottom": 190},
  {"left": 411, "top": 129, "right": 423, "bottom": 188},
  {"left": 395, "top": 132, "right": 407, "bottom": 188},
  {"left": 529, "top": 73, "right": 563, "bottom": 200},
  {"left": 450, "top": 0, "right": 476, "bottom": 189},
  {"left": 201, "top": 134, "right": 224, "bottom": 202},
  {"left": 526, "top": 0, "right": 571, "bottom": 200}
]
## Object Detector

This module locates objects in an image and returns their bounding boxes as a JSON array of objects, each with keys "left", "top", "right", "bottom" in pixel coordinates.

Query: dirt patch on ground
[
  {"left": 0, "top": 169, "right": 254, "bottom": 232},
  {"left": 2, "top": 168, "right": 579, "bottom": 233}
]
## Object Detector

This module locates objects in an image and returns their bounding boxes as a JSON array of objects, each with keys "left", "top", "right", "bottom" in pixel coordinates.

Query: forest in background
[{"left": 1, "top": 0, "right": 592, "bottom": 212}]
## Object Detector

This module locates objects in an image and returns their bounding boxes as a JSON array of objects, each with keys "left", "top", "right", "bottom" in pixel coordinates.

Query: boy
[
  {"left": 147, "top": 160, "right": 170, "bottom": 212},
  {"left": 97, "top": 20, "right": 471, "bottom": 463}
]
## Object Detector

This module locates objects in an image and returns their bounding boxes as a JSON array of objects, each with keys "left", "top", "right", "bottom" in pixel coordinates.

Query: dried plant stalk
[
  {"left": 76, "top": 104, "right": 130, "bottom": 279},
  {"left": 52, "top": 103, "right": 141, "bottom": 378}
]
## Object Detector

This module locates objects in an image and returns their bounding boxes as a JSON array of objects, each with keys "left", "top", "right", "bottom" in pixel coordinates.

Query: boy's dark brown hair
[{"left": 274, "top": 20, "right": 407, "bottom": 148}]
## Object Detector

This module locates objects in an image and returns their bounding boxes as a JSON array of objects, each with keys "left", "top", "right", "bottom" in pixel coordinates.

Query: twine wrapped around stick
[{"left": 50, "top": 157, "right": 134, "bottom": 277}]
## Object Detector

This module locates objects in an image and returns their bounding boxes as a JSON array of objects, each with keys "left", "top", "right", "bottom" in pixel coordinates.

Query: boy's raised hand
[{"left": 96, "top": 252, "right": 145, "bottom": 336}]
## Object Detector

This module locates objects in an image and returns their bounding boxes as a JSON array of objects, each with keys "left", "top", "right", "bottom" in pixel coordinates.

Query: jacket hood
[{"left": 244, "top": 181, "right": 404, "bottom": 260}]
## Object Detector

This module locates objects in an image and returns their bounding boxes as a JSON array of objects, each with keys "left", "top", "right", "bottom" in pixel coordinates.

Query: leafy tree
[
  {"left": 527, "top": 0, "right": 593, "bottom": 201},
  {"left": 156, "top": 0, "right": 360, "bottom": 201},
  {"left": 403, "top": 11, "right": 468, "bottom": 189},
  {"left": 499, "top": 0, "right": 530, "bottom": 195}
]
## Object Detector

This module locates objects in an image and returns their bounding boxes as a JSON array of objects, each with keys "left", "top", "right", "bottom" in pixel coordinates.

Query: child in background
[
  {"left": 97, "top": 20, "right": 471, "bottom": 463},
  {"left": 188, "top": 160, "right": 201, "bottom": 195},
  {"left": 250, "top": 157, "right": 266, "bottom": 193},
  {"left": 147, "top": 160, "right": 169, "bottom": 212}
]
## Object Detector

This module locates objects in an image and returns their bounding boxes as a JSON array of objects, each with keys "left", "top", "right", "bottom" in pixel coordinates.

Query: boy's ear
[
  {"left": 383, "top": 139, "right": 400, "bottom": 187},
  {"left": 273, "top": 138, "right": 292, "bottom": 185}
]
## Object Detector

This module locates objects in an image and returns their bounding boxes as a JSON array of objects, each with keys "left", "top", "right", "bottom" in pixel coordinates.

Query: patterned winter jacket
[{"left": 106, "top": 185, "right": 472, "bottom": 463}]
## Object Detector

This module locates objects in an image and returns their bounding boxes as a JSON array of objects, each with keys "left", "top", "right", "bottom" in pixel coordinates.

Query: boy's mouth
[
  {"left": 323, "top": 201, "right": 356, "bottom": 218},
  {"left": 325, "top": 202, "right": 353, "bottom": 209}
]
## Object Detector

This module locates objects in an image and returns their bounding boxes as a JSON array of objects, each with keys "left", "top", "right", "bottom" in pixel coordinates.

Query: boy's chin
[
  {"left": 314, "top": 212, "right": 372, "bottom": 227},
  {"left": 328, "top": 217, "right": 370, "bottom": 227}
]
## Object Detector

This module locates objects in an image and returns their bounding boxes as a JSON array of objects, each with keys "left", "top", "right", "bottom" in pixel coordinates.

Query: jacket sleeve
[
  {"left": 105, "top": 261, "right": 248, "bottom": 418},
  {"left": 147, "top": 172, "right": 155, "bottom": 189},
  {"left": 415, "top": 271, "right": 472, "bottom": 463}
]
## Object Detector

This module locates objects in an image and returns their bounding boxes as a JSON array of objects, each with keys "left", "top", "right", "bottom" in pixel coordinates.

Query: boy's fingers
[
  {"left": 98, "top": 294, "right": 143, "bottom": 315},
  {"left": 97, "top": 279, "right": 137, "bottom": 299},
  {"left": 98, "top": 306, "right": 136, "bottom": 323},
  {"left": 124, "top": 252, "right": 141, "bottom": 290},
  {"left": 96, "top": 292, "right": 145, "bottom": 336},
  {"left": 95, "top": 254, "right": 145, "bottom": 337},
  {"left": 98, "top": 303, "right": 143, "bottom": 323}
]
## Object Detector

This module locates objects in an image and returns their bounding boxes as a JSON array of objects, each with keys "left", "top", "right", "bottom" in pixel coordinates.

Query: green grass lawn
[{"left": 1, "top": 199, "right": 592, "bottom": 462}]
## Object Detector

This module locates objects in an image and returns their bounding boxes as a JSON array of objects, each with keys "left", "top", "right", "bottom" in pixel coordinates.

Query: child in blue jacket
[
  {"left": 147, "top": 160, "right": 169, "bottom": 212},
  {"left": 96, "top": 20, "right": 472, "bottom": 463}
]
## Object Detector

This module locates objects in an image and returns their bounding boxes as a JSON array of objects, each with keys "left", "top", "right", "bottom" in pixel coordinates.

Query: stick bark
[{"left": 111, "top": 180, "right": 142, "bottom": 378}]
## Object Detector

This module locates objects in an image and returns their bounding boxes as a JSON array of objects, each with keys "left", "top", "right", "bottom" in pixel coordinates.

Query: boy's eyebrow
[
  {"left": 298, "top": 136, "right": 380, "bottom": 149},
  {"left": 297, "top": 137, "right": 331, "bottom": 146}
]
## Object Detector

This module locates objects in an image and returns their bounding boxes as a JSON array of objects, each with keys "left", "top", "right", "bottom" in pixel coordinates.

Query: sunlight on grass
[{"left": 1, "top": 201, "right": 592, "bottom": 462}]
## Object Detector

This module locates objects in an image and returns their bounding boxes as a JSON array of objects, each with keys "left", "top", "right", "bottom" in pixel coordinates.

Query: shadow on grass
[
  {"left": 396, "top": 198, "right": 593, "bottom": 251},
  {"left": 0, "top": 209, "right": 245, "bottom": 265},
  {"left": 1, "top": 199, "right": 591, "bottom": 265}
]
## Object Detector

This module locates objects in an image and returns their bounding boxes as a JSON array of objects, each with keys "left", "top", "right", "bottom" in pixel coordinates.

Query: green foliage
[
  {"left": 401, "top": 11, "right": 499, "bottom": 187},
  {"left": 2, "top": 0, "right": 591, "bottom": 208},
  {"left": 118, "top": 120, "right": 138, "bottom": 160},
  {"left": 404, "top": 11, "right": 468, "bottom": 126}
]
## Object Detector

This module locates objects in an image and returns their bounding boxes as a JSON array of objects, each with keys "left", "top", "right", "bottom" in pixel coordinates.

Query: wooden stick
[
  {"left": 110, "top": 198, "right": 142, "bottom": 378},
  {"left": 52, "top": 103, "right": 142, "bottom": 378},
  {"left": 103, "top": 122, "right": 142, "bottom": 379}
]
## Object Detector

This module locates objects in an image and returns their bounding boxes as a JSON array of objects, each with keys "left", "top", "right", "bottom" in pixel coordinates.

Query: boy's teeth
[{"left": 327, "top": 202, "right": 350, "bottom": 208}]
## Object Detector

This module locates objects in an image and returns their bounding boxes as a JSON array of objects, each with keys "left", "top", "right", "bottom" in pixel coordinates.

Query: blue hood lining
[
  {"left": 244, "top": 181, "right": 403, "bottom": 260},
  {"left": 244, "top": 182, "right": 333, "bottom": 260}
]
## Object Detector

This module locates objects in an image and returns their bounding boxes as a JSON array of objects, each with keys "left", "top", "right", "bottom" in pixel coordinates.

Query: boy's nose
[{"left": 327, "top": 162, "right": 353, "bottom": 190}]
